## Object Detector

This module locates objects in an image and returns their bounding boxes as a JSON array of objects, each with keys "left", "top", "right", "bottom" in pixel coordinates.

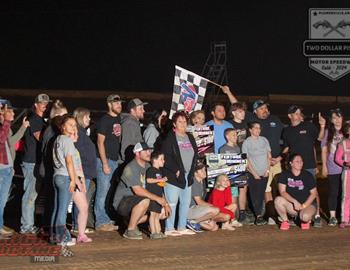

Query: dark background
[{"left": 0, "top": 0, "right": 349, "bottom": 95}]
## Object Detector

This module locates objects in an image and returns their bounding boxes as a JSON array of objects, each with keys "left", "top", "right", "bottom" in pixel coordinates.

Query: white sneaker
[
  {"left": 230, "top": 220, "right": 243, "bottom": 227},
  {"left": 268, "top": 217, "right": 276, "bottom": 225},
  {"left": 57, "top": 238, "right": 76, "bottom": 246},
  {"left": 177, "top": 229, "right": 196, "bottom": 235}
]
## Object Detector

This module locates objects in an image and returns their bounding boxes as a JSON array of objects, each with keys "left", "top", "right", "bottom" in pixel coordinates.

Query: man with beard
[
  {"left": 282, "top": 105, "right": 326, "bottom": 227},
  {"left": 113, "top": 142, "right": 170, "bottom": 240},
  {"left": 121, "top": 98, "right": 148, "bottom": 163},
  {"left": 95, "top": 94, "right": 123, "bottom": 231}
]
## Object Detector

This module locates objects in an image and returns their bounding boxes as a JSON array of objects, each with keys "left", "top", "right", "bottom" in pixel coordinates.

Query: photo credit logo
[{"left": 303, "top": 8, "right": 350, "bottom": 80}]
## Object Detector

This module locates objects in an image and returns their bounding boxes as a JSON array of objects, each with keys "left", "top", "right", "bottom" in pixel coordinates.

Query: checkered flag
[{"left": 169, "top": 65, "right": 208, "bottom": 119}]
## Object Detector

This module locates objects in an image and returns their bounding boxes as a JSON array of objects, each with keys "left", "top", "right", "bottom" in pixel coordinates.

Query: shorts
[
  {"left": 149, "top": 200, "right": 162, "bottom": 214},
  {"left": 146, "top": 183, "right": 163, "bottom": 214},
  {"left": 231, "top": 186, "right": 239, "bottom": 198},
  {"left": 265, "top": 162, "right": 282, "bottom": 192},
  {"left": 117, "top": 195, "right": 148, "bottom": 217},
  {"left": 187, "top": 205, "right": 214, "bottom": 220}
]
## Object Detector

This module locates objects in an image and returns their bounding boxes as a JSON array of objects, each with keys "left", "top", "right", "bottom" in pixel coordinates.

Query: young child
[
  {"left": 219, "top": 128, "right": 242, "bottom": 227},
  {"left": 335, "top": 123, "right": 350, "bottom": 228},
  {"left": 146, "top": 151, "right": 168, "bottom": 239},
  {"left": 190, "top": 110, "right": 206, "bottom": 127},
  {"left": 208, "top": 174, "right": 238, "bottom": 230}
]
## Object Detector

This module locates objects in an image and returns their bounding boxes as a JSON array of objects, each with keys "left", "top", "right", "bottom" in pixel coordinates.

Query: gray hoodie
[{"left": 120, "top": 113, "right": 143, "bottom": 161}]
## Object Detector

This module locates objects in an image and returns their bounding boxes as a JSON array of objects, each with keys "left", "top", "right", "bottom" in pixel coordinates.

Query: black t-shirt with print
[
  {"left": 278, "top": 170, "right": 316, "bottom": 204},
  {"left": 246, "top": 111, "right": 284, "bottom": 158},
  {"left": 23, "top": 113, "right": 46, "bottom": 163},
  {"left": 229, "top": 119, "right": 248, "bottom": 147},
  {"left": 146, "top": 167, "right": 164, "bottom": 197},
  {"left": 282, "top": 121, "right": 318, "bottom": 169},
  {"left": 96, "top": 114, "right": 121, "bottom": 161}
]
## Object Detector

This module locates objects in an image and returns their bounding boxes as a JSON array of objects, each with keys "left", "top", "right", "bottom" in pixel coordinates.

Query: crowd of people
[{"left": 0, "top": 87, "right": 349, "bottom": 256}]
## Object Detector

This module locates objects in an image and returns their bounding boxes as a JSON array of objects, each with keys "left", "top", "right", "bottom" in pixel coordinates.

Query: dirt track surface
[{"left": 1, "top": 225, "right": 350, "bottom": 270}]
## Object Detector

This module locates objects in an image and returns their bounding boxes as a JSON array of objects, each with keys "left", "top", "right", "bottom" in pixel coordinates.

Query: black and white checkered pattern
[{"left": 169, "top": 65, "right": 208, "bottom": 119}]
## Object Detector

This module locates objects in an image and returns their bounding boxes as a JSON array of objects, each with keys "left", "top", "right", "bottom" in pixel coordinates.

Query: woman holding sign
[{"left": 161, "top": 111, "right": 199, "bottom": 236}]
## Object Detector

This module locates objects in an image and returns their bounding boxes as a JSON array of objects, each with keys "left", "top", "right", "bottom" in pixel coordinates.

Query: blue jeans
[
  {"left": 51, "top": 175, "right": 72, "bottom": 243},
  {"left": 94, "top": 158, "right": 118, "bottom": 227},
  {"left": 164, "top": 175, "right": 192, "bottom": 231},
  {"left": 0, "top": 167, "right": 13, "bottom": 230},
  {"left": 72, "top": 179, "right": 91, "bottom": 230},
  {"left": 21, "top": 162, "right": 38, "bottom": 231}
]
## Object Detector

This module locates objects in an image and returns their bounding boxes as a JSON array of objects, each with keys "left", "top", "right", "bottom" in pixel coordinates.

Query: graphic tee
[
  {"left": 96, "top": 114, "right": 121, "bottom": 161},
  {"left": 278, "top": 170, "right": 316, "bottom": 204}
]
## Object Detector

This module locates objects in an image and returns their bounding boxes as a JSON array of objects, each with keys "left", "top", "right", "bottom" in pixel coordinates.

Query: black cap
[{"left": 287, "top": 105, "right": 302, "bottom": 114}]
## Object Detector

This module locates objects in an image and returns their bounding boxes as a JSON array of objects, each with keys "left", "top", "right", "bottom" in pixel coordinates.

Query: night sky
[{"left": 0, "top": 1, "right": 349, "bottom": 95}]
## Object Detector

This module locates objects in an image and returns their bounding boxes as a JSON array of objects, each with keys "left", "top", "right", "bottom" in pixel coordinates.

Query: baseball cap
[
  {"left": 127, "top": 98, "right": 148, "bottom": 111},
  {"left": 133, "top": 142, "right": 153, "bottom": 153},
  {"left": 107, "top": 94, "right": 124, "bottom": 103},
  {"left": 287, "top": 105, "right": 302, "bottom": 114},
  {"left": 0, "top": 99, "right": 14, "bottom": 109},
  {"left": 252, "top": 100, "right": 268, "bottom": 111},
  {"left": 35, "top": 93, "right": 51, "bottom": 103}
]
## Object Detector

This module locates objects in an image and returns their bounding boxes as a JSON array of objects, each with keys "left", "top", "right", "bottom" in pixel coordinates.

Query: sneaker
[
  {"left": 339, "top": 222, "right": 348, "bottom": 229},
  {"left": 123, "top": 229, "right": 143, "bottom": 240},
  {"left": 255, "top": 216, "right": 267, "bottom": 226},
  {"left": 280, "top": 221, "right": 290, "bottom": 231},
  {"left": 150, "top": 233, "right": 166, "bottom": 240},
  {"left": 57, "top": 238, "right": 77, "bottom": 246},
  {"left": 267, "top": 217, "right": 277, "bottom": 225},
  {"left": 328, "top": 217, "right": 338, "bottom": 227},
  {"left": 96, "top": 223, "right": 118, "bottom": 232},
  {"left": 77, "top": 234, "right": 92, "bottom": 243},
  {"left": 71, "top": 227, "right": 95, "bottom": 234},
  {"left": 230, "top": 220, "right": 243, "bottom": 227},
  {"left": 186, "top": 220, "right": 203, "bottom": 233},
  {"left": 177, "top": 229, "right": 196, "bottom": 235},
  {"left": 164, "top": 230, "right": 182, "bottom": 237},
  {"left": 0, "top": 227, "right": 13, "bottom": 236},
  {"left": 238, "top": 211, "right": 254, "bottom": 225},
  {"left": 313, "top": 215, "right": 322, "bottom": 228},
  {"left": 20, "top": 226, "right": 40, "bottom": 234},
  {"left": 221, "top": 223, "right": 236, "bottom": 231},
  {"left": 301, "top": 222, "right": 310, "bottom": 230}
]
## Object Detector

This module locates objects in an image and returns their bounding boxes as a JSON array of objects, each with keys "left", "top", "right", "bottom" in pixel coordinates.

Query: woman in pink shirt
[{"left": 335, "top": 123, "right": 350, "bottom": 228}]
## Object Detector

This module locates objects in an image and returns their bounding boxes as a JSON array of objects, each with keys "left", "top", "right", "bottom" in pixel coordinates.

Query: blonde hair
[
  {"left": 214, "top": 174, "right": 228, "bottom": 189},
  {"left": 190, "top": 110, "right": 205, "bottom": 125},
  {"left": 73, "top": 107, "right": 90, "bottom": 128},
  {"left": 49, "top": 99, "right": 67, "bottom": 119}
]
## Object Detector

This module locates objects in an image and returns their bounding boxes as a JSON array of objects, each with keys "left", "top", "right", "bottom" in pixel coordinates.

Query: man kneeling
[{"left": 113, "top": 142, "right": 169, "bottom": 240}]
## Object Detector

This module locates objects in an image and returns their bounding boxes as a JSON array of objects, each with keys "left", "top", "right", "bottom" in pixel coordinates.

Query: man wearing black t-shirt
[
  {"left": 282, "top": 105, "right": 325, "bottom": 227},
  {"left": 245, "top": 100, "right": 284, "bottom": 223},
  {"left": 95, "top": 94, "right": 123, "bottom": 231},
  {"left": 21, "top": 93, "right": 50, "bottom": 234}
]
